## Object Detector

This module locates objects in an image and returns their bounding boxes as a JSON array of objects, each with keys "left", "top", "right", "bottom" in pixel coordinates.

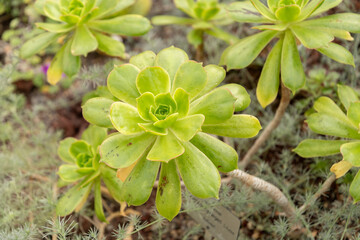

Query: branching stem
[
  {"left": 299, "top": 174, "right": 336, "bottom": 213},
  {"left": 240, "top": 84, "right": 292, "bottom": 169}
]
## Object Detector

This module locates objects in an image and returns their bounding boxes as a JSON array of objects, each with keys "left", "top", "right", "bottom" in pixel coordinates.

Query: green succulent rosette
[
  {"left": 82, "top": 46, "right": 261, "bottom": 220},
  {"left": 294, "top": 85, "right": 360, "bottom": 203},
  {"left": 20, "top": 0, "right": 151, "bottom": 85},
  {"left": 221, "top": 0, "right": 360, "bottom": 108},
  {"left": 56, "top": 125, "right": 123, "bottom": 222},
  {"left": 151, "top": 0, "right": 238, "bottom": 46}
]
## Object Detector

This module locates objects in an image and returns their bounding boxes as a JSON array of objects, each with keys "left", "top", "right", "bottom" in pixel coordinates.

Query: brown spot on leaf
[
  {"left": 159, "top": 176, "right": 169, "bottom": 196},
  {"left": 127, "top": 142, "right": 132, "bottom": 146}
]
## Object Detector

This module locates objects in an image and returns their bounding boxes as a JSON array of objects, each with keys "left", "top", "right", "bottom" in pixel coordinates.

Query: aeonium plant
[
  {"left": 20, "top": 0, "right": 151, "bottom": 85},
  {"left": 82, "top": 46, "right": 262, "bottom": 220},
  {"left": 221, "top": 0, "right": 360, "bottom": 108},
  {"left": 294, "top": 85, "right": 360, "bottom": 202},
  {"left": 56, "top": 125, "right": 123, "bottom": 222},
  {"left": 151, "top": 0, "right": 238, "bottom": 48}
]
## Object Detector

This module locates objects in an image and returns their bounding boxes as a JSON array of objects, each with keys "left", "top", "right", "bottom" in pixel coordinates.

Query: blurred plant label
[{"left": 189, "top": 200, "right": 240, "bottom": 240}]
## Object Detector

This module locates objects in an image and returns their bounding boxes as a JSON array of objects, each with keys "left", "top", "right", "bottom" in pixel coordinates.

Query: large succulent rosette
[
  {"left": 221, "top": 0, "right": 360, "bottom": 108},
  {"left": 56, "top": 125, "right": 123, "bottom": 222},
  {"left": 21, "top": 0, "right": 151, "bottom": 84},
  {"left": 82, "top": 46, "right": 261, "bottom": 220}
]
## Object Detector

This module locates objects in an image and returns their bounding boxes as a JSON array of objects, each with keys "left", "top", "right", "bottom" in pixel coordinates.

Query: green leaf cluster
[
  {"left": 294, "top": 85, "right": 360, "bottom": 202},
  {"left": 221, "top": 0, "right": 360, "bottom": 108},
  {"left": 82, "top": 46, "right": 261, "bottom": 220},
  {"left": 151, "top": 0, "right": 238, "bottom": 46},
  {"left": 20, "top": 0, "right": 151, "bottom": 85},
  {"left": 56, "top": 125, "right": 123, "bottom": 222}
]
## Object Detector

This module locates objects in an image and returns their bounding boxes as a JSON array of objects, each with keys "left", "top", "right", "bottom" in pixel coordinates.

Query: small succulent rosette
[
  {"left": 221, "top": 0, "right": 360, "bottom": 108},
  {"left": 152, "top": 0, "right": 237, "bottom": 46},
  {"left": 294, "top": 85, "right": 360, "bottom": 202},
  {"left": 21, "top": 0, "right": 151, "bottom": 85},
  {"left": 56, "top": 125, "right": 123, "bottom": 222},
  {"left": 82, "top": 46, "right": 261, "bottom": 220}
]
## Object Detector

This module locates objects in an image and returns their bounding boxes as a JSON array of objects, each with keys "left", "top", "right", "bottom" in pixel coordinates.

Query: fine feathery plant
[
  {"left": 82, "top": 46, "right": 261, "bottom": 220},
  {"left": 151, "top": 0, "right": 238, "bottom": 60},
  {"left": 56, "top": 125, "right": 123, "bottom": 222},
  {"left": 221, "top": 0, "right": 360, "bottom": 108},
  {"left": 20, "top": 0, "right": 151, "bottom": 85},
  {"left": 294, "top": 85, "right": 360, "bottom": 202}
]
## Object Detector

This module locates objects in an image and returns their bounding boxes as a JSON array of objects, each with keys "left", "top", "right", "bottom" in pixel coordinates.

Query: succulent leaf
[
  {"left": 71, "top": 24, "right": 98, "bottom": 56},
  {"left": 82, "top": 97, "right": 115, "bottom": 128},
  {"left": 130, "top": 51, "right": 156, "bottom": 70},
  {"left": 89, "top": 15, "right": 151, "bottom": 36},
  {"left": 155, "top": 161, "right": 181, "bottom": 221},
  {"left": 250, "top": 0, "right": 277, "bottom": 21},
  {"left": 293, "top": 139, "right": 349, "bottom": 158},
  {"left": 173, "top": 88, "right": 190, "bottom": 117},
  {"left": 190, "top": 132, "right": 238, "bottom": 172},
  {"left": 154, "top": 47, "right": 189, "bottom": 82},
  {"left": 172, "top": 61, "right": 207, "bottom": 99},
  {"left": 108, "top": 64, "right": 141, "bottom": 106},
  {"left": 81, "top": 125, "right": 107, "bottom": 149},
  {"left": 58, "top": 137, "right": 77, "bottom": 163},
  {"left": 101, "top": 165, "right": 124, "bottom": 203},
  {"left": 341, "top": 142, "right": 360, "bottom": 167},
  {"left": 138, "top": 122, "right": 168, "bottom": 136},
  {"left": 100, "top": 133, "right": 155, "bottom": 169},
  {"left": 44, "top": 0, "right": 62, "bottom": 21},
  {"left": 137, "top": 92, "right": 156, "bottom": 121},
  {"left": 275, "top": 5, "right": 301, "bottom": 22},
  {"left": 227, "top": 1, "right": 273, "bottom": 23},
  {"left": 147, "top": 132, "right": 185, "bottom": 162},
  {"left": 281, "top": 30, "right": 305, "bottom": 94},
  {"left": 171, "top": 114, "right": 205, "bottom": 142},
  {"left": 136, "top": 67, "right": 171, "bottom": 95},
  {"left": 290, "top": 25, "right": 333, "bottom": 49},
  {"left": 70, "top": 140, "right": 92, "bottom": 160},
  {"left": 338, "top": 85, "right": 359, "bottom": 110},
  {"left": 110, "top": 102, "right": 145, "bottom": 135},
  {"left": 56, "top": 180, "right": 93, "bottom": 216},
  {"left": 58, "top": 164, "right": 86, "bottom": 182},
  {"left": 317, "top": 43, "right": 355, "bottom": 67},
  {"left": 223, "top": 30, "right": 278, "bottom": 70},
  {"left": 350, "top": 170, "right": 360, "bottom": 202},
  {"left": 120, "top": 152, "right": 160, "bottom": 206},
  {"left": 202, "top": 114, "right": 261, "bottom": 138},
  {"left": 307, "top": 113, "right": 360, "bottom": 139},
  {"left": 93, "top": 32, "right": 126, "bottom": 57},
  {"left": 190, "top": 88, "right": 236, "bottom": 124},
  {"left": 197, "top": 65, "right": 225, "bottom": 96},
  {"left": 94, "top": 177, "right": 107, "bottom": 222},
  {"left": 219, "top": 84, "right": 251, "bottom": 111},
  {"left": 176, "top": 142, "right": 221, "bottom": 199},
  {"left": 256, "top": 38, "right": 282, "bottom": 108}
]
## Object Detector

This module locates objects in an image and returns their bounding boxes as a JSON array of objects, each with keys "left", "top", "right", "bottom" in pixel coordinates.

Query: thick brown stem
[
  {"left": 228, "top": 169, "right": 303, "bottom": 236},
  {"left": 240, "top": 84, "right": 292, "bottom": 169},
  {"left": 299, "top": 174, "right": 336, "bottom": 213},
  {"left": 195, "top": 32, "right": 205, "bottom": 62}
]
